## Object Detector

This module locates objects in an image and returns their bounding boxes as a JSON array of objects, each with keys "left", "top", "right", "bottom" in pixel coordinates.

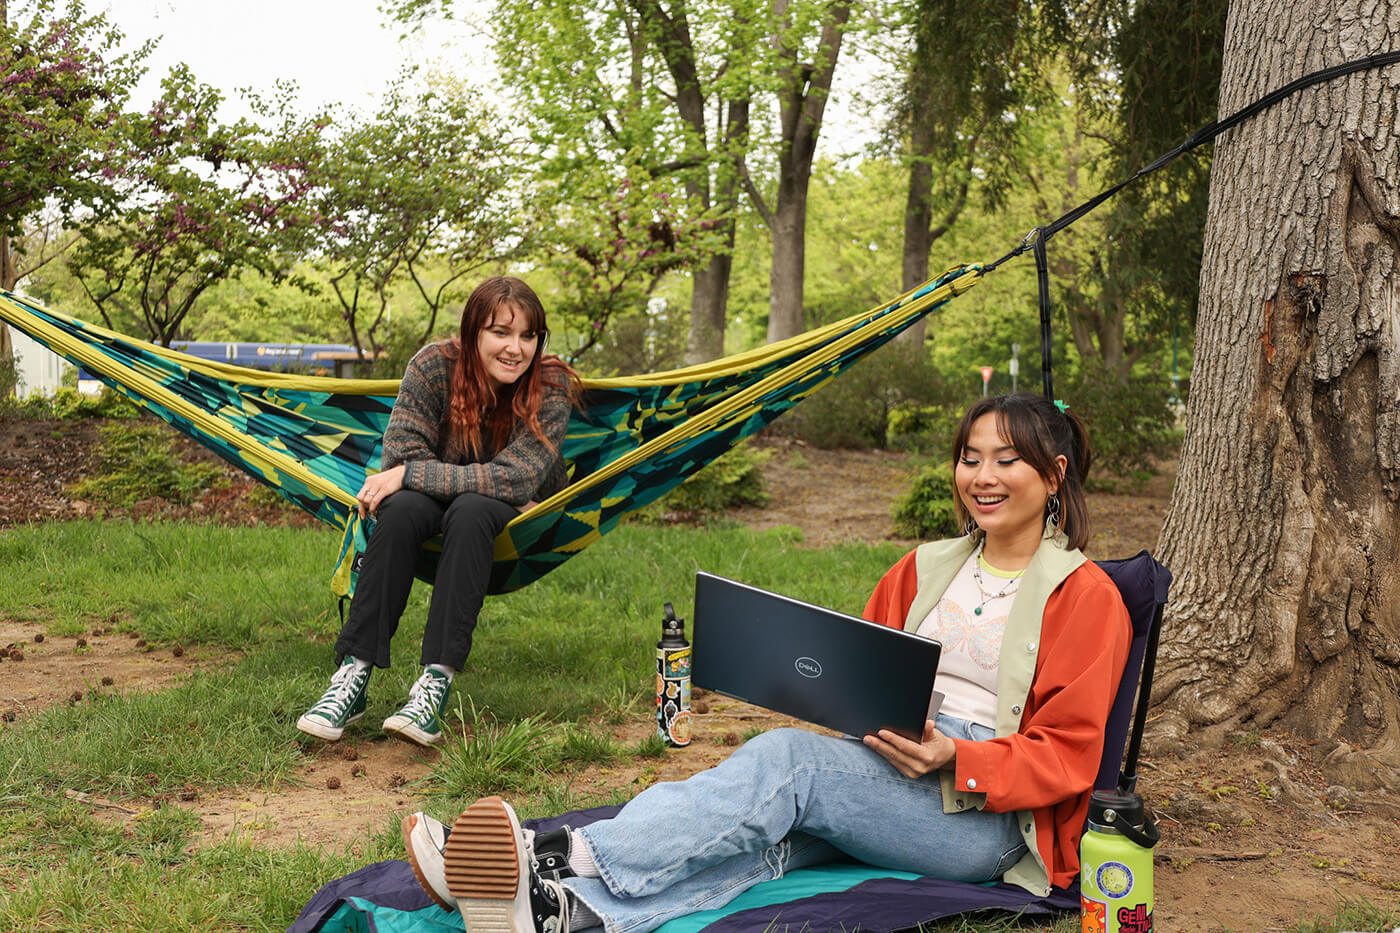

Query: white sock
[
  {"left": 567, "top": 893, "right": 603, "bottom": 931},
  {"left": 349, "top": 657, "right": 372, "bottom": 673},
  {"left": 427, "top": 663, "right": 455, "bottom": 680},
  {"left": 567, "top": 829, "right": 600, "bottom": 877}
]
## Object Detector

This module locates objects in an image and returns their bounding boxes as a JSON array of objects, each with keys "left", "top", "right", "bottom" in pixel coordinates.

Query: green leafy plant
[
  {"left": 892, "top": 463, "right": 960, "bottom": 539},
  {"left": 772, "top": 342, "right": 959, "bottom": 450},
  {"left": 646, "top": 444, "right": 770, "bottom": 520},
  {"left": 1064, "top": 363, "right": 1178, "bottom": 480},
  {"left": 67, "top": 422, "right": 220, "bottom": 506}
]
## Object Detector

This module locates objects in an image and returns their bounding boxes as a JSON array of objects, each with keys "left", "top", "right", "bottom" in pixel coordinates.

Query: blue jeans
[{"left": 563, "top": 717, "right": 1028, "bottom": 933}]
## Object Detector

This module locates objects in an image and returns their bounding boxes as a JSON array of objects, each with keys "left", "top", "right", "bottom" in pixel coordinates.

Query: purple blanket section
[{"left": 288, "top": 806, "right": 1077, "bottom": 933}]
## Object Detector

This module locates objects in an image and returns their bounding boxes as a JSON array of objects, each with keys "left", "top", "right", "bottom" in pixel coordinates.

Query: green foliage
[
  {"left": 66, "top": 423, "right": 219, "bottom": 506},
  {"left": 2, "top": 387, "right": 140, "bottom": 420},
  {"left": 0, "top": 2, "right": 148, "bottom": 245},
  {"left": 1064, "top": 362, "right": 1177, "bottom": 479},
  {"left": 892, "top": 463, "right": 959, "bottom": 539},
  {"left": 658, "top": 443, "right": 770, "bottom": 517},
  {"left": 0, "top": 355, "right": 15, "bottom": 399},
  {"left": 67, "top": 67, "right": 328, "bottom": 346},
  {"left": 309, "top": 79, "right": 520, "bottom": 362},
  {"left": 774, "top": 342, "right": 959, "bottom": 450}
]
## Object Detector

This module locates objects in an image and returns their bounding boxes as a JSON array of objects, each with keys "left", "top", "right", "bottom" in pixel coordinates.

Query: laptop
[{"left": 691, "top": 572, "right": 943, "bottom": 741}]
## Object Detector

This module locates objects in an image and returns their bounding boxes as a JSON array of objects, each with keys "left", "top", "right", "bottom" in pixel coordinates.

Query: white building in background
[{"left": 9, "top": 325, "right": 72, "bottom": 396}]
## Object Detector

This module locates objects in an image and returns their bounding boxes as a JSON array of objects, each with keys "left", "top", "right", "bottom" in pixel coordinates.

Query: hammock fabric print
[{"left": 0, "top": 265, "right": 980, "bottom": 594}]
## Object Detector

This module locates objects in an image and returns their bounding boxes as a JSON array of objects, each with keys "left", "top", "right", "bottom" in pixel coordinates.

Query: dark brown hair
[
  {"left": 443, "top": 276, "right": 576, "bottom": 456},
  {"left": 949, "top": 393, "right": 1093, "bottom": 551}
]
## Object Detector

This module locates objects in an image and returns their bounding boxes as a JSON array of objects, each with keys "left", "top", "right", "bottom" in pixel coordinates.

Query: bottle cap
[{"left": 1086, "top": 789, "right": 1160, "bottom": 848}]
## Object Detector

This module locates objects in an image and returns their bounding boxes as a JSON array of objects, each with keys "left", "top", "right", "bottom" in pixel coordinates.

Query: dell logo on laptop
[{"left": 794, "top": 657, "right": 823, "bottom": 678}]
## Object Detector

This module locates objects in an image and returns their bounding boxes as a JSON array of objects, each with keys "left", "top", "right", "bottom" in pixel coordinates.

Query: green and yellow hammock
[{"left": 0, "top": 264, "right": 980, "bottom": 595}]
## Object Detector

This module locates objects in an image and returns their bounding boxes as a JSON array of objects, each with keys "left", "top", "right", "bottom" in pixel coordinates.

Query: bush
[
  {"left": 1063, "top": 363, "right": 1178, "bottom": 481},
  {"left": 770, "top": 342, "right": 960, "bottom": 450},
  {"left": 2, "top": 386, "right": 140, "bottom": 420},
  {"left": 68, "top": 422, "right": 221, "bottom": 506},
  {"left": 887, "top": 401, "right": 964, "bottom": 456},
  {"left": 892, "top": 463, "right": 960, "bottom": 539},
  {"left": 635, "top": 444, "right": 770, "bottom": 522}
]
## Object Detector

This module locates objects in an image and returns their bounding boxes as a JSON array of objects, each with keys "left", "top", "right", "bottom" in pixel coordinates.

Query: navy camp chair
[{"left": 1094, "top": 550, "right": 1173, "bottom": 793}]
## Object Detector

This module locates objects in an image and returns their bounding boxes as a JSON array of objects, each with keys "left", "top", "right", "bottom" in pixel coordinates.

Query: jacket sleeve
[
  {"left": 949, "top": 574, "right": 1132, "bottom": 813},
  {"left": 401, "top": 376, "right": 572, "bottom": 507},
  {"left": 862, "top": 549, "right": 921, "bottom": 630}
]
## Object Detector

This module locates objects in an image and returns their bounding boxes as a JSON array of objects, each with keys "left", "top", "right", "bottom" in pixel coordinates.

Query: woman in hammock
[
  {"left": 297, "top": 276, "right": 577, "bottom": 747},
  {"left": 401, "top": 393, "right": 1131, "bottom": 929}
]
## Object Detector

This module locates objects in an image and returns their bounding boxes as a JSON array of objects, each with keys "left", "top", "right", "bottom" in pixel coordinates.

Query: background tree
[
  {"left": 467, "top": 0, "right": 761, "bottom": 364},
  {"left": 1064, "top": 0, "right": 1225, "bottom": 382},
  {"left": 739, "top": 0, "right": 850, "bottom": 343},
  {"left": 891, "top": 0, "right": 1050, "bottom": 348},
  {"left": 67, "top": 68, "right": 323, "bottom": 346},
  {"left": 309, "top": 81, "right": 518, "bottom": 362},
  {"left": 1155, "top": 0, "right": 1400, "bottom": 792},
  {"left": 0, "top": 0, "right": 145, "bottom": 382},
  {"left": 543, "top": 169, "right": 716, "bottom": 369}
]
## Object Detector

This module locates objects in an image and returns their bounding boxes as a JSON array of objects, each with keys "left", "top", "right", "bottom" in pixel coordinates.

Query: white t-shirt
[{"left": 913, "top": 550, "right": 1022, "bottom": 729}]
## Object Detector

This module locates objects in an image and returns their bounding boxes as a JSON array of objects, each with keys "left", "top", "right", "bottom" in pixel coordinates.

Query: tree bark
[{"left": 1155, "top": 0, "right": 1400, "bottom": 790}]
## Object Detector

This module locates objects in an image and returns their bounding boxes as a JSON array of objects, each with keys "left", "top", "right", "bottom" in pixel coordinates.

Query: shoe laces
[
  {"left": 402, "top": 670, "right": 449, "bottom": 720},
  {"left": 315, "top": 663, "right": 365, "bottom": 718},
  {"left": 536, "top": 877, "right": 571, "bottom": 933}
]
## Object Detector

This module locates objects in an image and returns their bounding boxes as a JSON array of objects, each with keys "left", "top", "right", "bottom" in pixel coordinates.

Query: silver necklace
[{"left": 971, "top": 548, "right": 1024, "bottom": 616}]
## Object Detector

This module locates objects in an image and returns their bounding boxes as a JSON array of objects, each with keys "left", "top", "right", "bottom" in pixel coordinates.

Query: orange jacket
[{"left": 863, "top": 543, "right": 1131, "bottom": 892}]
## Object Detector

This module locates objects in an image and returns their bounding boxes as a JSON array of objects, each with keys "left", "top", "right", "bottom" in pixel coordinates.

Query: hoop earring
[{"left": 1045, "top": 493, "right": 1062, "bottom": 528}]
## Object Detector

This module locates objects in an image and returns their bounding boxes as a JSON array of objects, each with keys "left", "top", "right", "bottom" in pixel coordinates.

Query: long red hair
[{"left": 443, "top": 276, "right": 576, "bottom": 457}]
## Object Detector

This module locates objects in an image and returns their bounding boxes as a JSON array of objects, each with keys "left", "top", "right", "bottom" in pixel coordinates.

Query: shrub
[
  {"left": 2, "top": 386, "right": 140, "bottom": 420},
  {"left": 1063, "top": 363, "right": 1178, "bottom": 480},
  {"left": 892, "top": 463, "right": 960, "bottom": 539},
  {"left": 68, "top": 422, "right": 220, "bottom": 506},
  {"left": 771, "top": 342, "right": 958, "bottom": 450},
  {"left": 661, "top": 443, "right": 770, "bottom": 516},
  {"left": 888, "top": 401, "right": 964, "bottom": 456}
]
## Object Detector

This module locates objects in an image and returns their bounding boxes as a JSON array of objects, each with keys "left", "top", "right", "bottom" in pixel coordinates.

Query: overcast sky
[{"left": 97, "top": 0, "right": 490, "bottom": 118}]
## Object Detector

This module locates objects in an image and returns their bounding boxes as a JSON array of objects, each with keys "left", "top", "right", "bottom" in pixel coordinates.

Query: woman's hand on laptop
[{"left": 864, "top": 721, "right": 955, "bottom": 779}]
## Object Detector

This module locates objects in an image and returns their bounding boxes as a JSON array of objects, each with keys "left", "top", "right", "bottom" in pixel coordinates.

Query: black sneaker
[{"left": 444, "top": 795, "right": 574, "bottom": 933}]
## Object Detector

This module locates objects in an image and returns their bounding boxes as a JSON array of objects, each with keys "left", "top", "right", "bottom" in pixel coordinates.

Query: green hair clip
[{"left": 1053, "top": 399, "right": 1069, "bottom": 413}]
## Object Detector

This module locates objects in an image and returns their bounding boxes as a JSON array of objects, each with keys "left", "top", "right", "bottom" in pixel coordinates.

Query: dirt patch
[
  {"left": 0, "top": 619, "right": 228, "bottom": 722},
  {"left": 3, "top": 418, "right": 1398, "bottom": 930},
  {"left": 0, "top": 415, "right": 319, "bottom": 529}
]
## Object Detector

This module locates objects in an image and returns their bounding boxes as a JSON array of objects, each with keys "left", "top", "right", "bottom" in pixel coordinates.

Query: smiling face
[
  {"left": 476, "top": 304, "right": 539, "bottom": 389},
  {"left": 955, "top": 413, "right": 1064, "bottom": 554}
]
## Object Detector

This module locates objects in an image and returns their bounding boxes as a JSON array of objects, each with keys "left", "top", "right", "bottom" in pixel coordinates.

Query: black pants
[{"left": 334, "top": 490, "right": 518, "bottom": 670}]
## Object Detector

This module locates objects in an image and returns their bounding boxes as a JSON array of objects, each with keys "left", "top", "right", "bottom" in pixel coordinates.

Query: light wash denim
[{"left": 562, "top": 715, "right": 1027, "bottom": 933}]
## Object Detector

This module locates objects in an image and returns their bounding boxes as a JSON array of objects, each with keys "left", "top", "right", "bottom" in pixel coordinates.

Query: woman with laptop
[{"left": 400, "top": 393, "right": 1132, "bottom": 933}]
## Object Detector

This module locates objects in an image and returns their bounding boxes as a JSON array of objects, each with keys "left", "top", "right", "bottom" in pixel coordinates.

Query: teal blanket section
[
  {"left": 302, "top": 865, "right": 918, "bottom": 933},
  {"left": 313, "top": 897, "right": 463, "bottom": 932},
  {"left": 653, "top": 864, "right": 922, "bottom": 933}
]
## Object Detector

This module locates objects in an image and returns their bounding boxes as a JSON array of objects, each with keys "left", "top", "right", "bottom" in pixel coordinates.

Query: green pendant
[{"left": 974, "top": 606, "right": 983, "bottom": 616}]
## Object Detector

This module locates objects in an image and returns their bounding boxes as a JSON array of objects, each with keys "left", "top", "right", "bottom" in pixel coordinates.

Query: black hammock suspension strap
[{"left": 981, "top": 49, "right": 1400, "bottom": 399}]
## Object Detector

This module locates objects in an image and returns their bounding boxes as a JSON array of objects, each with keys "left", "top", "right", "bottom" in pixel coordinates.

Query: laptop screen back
[{"left": 691, "top": 572, "right": 941, "bottom": 741}]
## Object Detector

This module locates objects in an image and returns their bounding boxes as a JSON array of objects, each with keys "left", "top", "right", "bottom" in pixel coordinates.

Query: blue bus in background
[
  {"left": 169, "top": 341, "right": 375, "bottom": 379},
  {"left": 75, "top": 341, "right": 376, "bottom": 393}
]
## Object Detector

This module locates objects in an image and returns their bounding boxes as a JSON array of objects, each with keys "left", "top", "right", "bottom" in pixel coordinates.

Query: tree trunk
[
  {"left": 1155, "top": 0, "right": 1400, "bottom": 791},
  {"left": 0, "top": 234, "right": 14, "bottom": 387},
  {"left": 763, "top": 0, "right": 849, "bottom": 344}
]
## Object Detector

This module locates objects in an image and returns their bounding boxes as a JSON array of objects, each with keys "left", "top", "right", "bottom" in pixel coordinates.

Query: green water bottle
[{"left": 1079, "top": 789, "right": 1159, "bottom": 933}]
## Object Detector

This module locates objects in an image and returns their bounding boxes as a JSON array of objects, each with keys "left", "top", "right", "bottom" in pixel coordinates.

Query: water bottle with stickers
[
  {"left": 655, "top": 602, "right": 691, "bottom": 747},
  {"left": 1080, "top": 789, "right": 1159, "bottom": 933}
]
